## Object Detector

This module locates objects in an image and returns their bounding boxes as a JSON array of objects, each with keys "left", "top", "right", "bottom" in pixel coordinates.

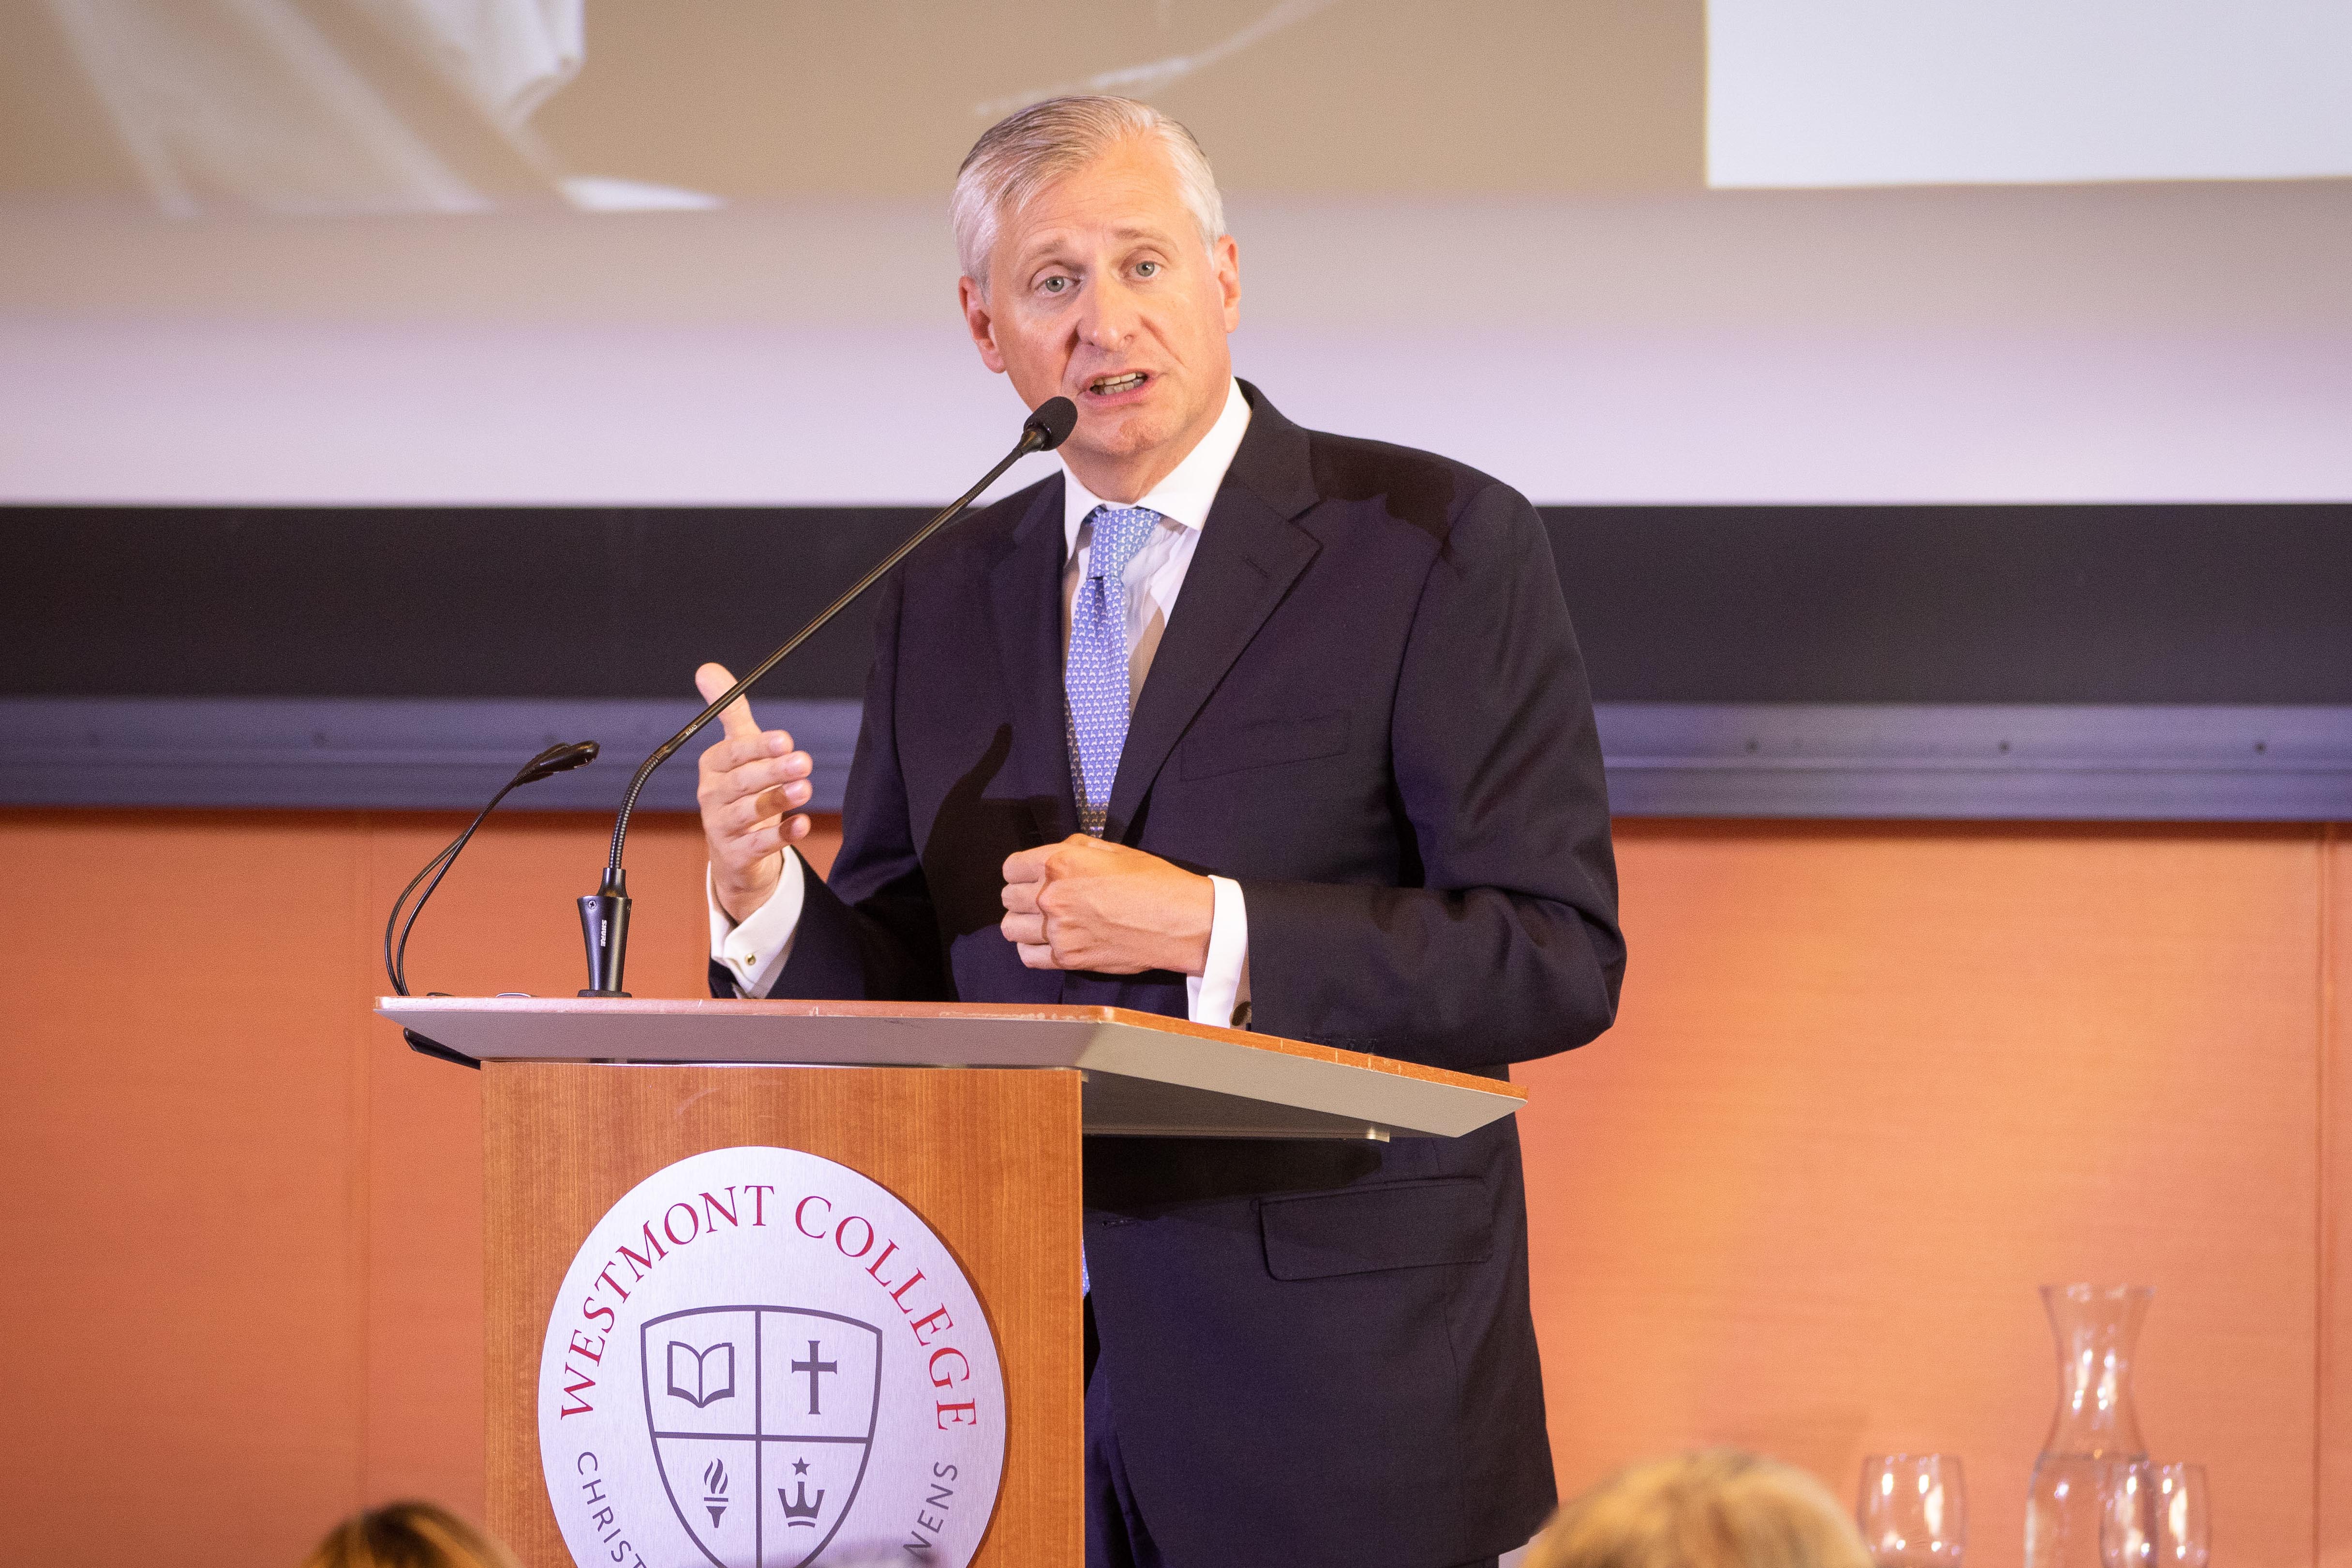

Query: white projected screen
[{"left": 1709, "top": 0, "right": 2352, "bottom": 188}]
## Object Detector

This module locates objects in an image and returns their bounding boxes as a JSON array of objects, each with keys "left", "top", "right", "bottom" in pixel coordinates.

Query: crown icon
[{"left": 779, "top": 1477, "right": 826, "bottom": 1527}]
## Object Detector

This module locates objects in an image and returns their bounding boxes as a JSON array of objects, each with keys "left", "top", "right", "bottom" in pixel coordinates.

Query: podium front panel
[{"left": 486, "top": 1061, "right": 1081, "bottom": 1568}]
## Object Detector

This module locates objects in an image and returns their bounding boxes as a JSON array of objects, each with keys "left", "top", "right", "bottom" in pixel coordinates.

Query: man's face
[{"left": 960, "top": 136, "right": 1241, "bottom": 493}]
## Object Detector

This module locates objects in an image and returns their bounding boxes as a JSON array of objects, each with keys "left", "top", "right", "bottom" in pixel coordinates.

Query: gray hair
[{"left": 952, "top": 95, "right": 1226, "bottom": 289}]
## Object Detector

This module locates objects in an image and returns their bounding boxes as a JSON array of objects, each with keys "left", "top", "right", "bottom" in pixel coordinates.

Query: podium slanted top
[{"left": 374, "top": 996, "right": 1528, "bottom": 1141}]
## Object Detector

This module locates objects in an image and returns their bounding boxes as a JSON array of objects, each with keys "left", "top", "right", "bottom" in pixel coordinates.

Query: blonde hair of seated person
[
  {"left": 301, "top": 1501, "right": 522, "bottom": 1568},
  {"left": 1527, "top": 1449, "right": 1873, "bottom": 1568}
]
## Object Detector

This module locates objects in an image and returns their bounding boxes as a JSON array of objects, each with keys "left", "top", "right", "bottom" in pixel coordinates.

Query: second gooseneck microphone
[{"left": 578, "top": 394, "right": 1081, "bottom": 997}]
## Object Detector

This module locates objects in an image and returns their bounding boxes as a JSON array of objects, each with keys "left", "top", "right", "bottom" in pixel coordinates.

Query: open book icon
[{"left": 666, "top": 1340, "right": 737, "bottom": 1407}]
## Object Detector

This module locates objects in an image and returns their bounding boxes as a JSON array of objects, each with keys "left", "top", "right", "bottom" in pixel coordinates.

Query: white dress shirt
[{"left": 710, "top": 378, "right": 1254, "bottom": 1028}]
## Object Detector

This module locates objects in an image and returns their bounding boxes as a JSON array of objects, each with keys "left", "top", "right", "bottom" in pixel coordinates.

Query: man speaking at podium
[{"left": 694, "top": 97, "right": 1623, "bottom": 1568}]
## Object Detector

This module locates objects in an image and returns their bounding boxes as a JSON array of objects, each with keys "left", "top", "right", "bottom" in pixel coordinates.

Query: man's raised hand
[
  {"left": 999, "top": 834, "right": 1215, "bottom": 975},
  {"left": 695, "top": 661, "right": 815, "bottom": 925}
]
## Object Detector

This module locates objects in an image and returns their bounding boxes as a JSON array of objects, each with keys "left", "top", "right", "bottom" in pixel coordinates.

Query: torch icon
[{"left": 702, "top": 1457, "right": 729, "bottom": 1527}]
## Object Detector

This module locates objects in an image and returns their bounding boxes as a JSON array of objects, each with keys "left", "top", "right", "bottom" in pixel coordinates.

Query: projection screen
[{"left": 1708, "top": 0, "right": 2352, "bottom": 188}]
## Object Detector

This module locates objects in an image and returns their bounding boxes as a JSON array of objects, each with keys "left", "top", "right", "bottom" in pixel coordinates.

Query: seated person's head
[
  {"left": 1527, "top": 1449, "right": 1871, "bottom": 1568},
  {"left": 301, "top": 1501, "right": 521, "bottom": 1568}
]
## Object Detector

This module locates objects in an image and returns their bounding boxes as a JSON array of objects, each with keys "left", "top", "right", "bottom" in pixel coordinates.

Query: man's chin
[{"left": 1070, "top": 409, "right": 1176, "bottom": 466}]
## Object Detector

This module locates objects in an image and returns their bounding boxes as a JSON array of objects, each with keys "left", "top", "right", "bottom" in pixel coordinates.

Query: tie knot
[{"left": 1086, "top": 505, "right": 1160, "bottom": 580}]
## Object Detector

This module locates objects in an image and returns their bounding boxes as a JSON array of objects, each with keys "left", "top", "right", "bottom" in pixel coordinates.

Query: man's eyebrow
[
  {"left": 1010, "top": 232, "right": 1078, "bottom": 270},
  {"left": 1012, "top": 223, "right": 1183, "bottom": 269}
]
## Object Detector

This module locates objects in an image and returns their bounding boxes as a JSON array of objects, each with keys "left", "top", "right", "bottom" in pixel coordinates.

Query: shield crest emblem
[{"left": 642, "top": 1305, "right": 883, "bottom": 1568}]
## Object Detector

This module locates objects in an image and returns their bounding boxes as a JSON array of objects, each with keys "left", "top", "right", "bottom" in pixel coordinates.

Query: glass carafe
[{"left": 2025, "top": 1284, "right": 2154, "bottom": 1568}]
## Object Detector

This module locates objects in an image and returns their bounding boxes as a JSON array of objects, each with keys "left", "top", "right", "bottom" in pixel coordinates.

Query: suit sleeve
[
  {"left": 1238, "top": 481, "right": 1624, "bottom": 1071},
  {"left": 708, "top": 567, "right": 953, "bottom": 1001}
]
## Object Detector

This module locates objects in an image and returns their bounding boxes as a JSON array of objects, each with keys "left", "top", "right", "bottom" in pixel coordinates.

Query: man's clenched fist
[
  {"left": 695, "top": 661, "right": 815, "bottom": 925},
  {"left": 999, "top": 834, "right": 1214, "bottom": 974}
]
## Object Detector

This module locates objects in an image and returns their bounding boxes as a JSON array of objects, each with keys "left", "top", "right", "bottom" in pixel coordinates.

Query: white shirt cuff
[
  {"left": 706, "top": 850, "right": 806, "bottom": 999},
  {"left": 1186, "top": 875, "right": 1251, "bottom": 1030}
]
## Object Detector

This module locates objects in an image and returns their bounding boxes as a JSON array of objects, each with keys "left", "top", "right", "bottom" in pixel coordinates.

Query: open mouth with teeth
[{"left": 1087, "top": 371, "right": 1149, "bottom": 397}]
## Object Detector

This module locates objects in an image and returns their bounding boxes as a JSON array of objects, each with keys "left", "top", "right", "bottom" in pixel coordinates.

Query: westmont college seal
[{"left": 538, "top": 1147, "right": 1005, "bottom": 1568}]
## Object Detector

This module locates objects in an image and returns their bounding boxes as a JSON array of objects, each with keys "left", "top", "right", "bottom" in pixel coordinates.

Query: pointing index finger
[{"left": 696, "top": 661, "right": 759, "bottom": 740}]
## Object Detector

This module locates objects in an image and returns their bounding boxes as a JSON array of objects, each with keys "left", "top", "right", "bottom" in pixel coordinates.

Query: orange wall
[
  {"left": 1523, "top": 822, "right": 2341, "bottom": 1567},
  {"left": 0, "top": 810, "right": 2342, "bottom": 1566}
]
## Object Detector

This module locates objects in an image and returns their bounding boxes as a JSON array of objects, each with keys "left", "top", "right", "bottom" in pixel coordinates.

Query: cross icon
[{"left": 790, "top": 1339, "right": 838, "bottom": 1414}]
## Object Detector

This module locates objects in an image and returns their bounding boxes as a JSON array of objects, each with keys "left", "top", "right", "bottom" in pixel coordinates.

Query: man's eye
[
  {"left": 1133, "top": 261, "right": 1159, "bottom": 278},
  {"left": 1039, "top": 276, "right": 1072, "bottom": 295}
]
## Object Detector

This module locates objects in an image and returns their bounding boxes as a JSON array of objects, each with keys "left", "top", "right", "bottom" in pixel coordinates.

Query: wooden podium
[{"left": 377, "top": 996, "right": 1526, "bottom": 1568}]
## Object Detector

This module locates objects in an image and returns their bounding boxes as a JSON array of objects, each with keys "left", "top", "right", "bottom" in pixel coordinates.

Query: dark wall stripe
[
  {"left": 7, "top": 503, "right": 2350, "bottom": 705},
  {"left": 1555, "top": 504, "right": 2352, "bottom": 704},
  {"left": 7, "top": 504, "right": 2349, "bottom": 820}
]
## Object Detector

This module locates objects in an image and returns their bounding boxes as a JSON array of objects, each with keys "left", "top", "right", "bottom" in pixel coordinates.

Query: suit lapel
[
  {"left": 1103, "top": 389, "right": 1322, "bottom": 841},
  {"left": 987, "top": 476, "right": 1080, "bottom": 845}
]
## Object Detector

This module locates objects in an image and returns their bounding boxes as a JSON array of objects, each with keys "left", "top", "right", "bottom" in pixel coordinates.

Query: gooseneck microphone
[
  {"left": 385, "top": 739, "right": 600, "bottom": 1062},
  {"left": 577, "top": 395, "right": 1080, "bottom": 998}
]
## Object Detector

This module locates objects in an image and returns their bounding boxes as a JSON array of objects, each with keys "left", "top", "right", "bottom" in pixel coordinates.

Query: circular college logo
[{"left": 538, "top": 1147, "right": 1005, "bottom": 1568}]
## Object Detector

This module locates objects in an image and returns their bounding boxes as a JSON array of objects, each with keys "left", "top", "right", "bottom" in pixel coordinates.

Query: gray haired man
[{"left": 697, "top": 97, "right": 1625, "bottom": 1568}]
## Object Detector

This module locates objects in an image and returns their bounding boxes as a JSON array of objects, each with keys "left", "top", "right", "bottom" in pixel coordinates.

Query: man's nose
[{"left": 1076, "top": 275, "right": 1140, "bottom": 351}]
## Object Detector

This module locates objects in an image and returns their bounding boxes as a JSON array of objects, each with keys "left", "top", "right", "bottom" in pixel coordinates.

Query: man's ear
[
  {"left": 958, "top": 275, "right": 1009, "bottom": 374},
  {"left": 1214, "top": 234, "right": 1242, "bottom": 333}
]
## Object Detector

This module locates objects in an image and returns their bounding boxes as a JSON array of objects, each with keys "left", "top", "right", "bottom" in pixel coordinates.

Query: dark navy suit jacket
[{"left": 714, "top": 384, "right": 1624, "bottom": 1568}]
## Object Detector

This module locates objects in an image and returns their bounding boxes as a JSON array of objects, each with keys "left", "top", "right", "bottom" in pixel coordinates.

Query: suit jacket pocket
[
  {"left": 1259, "top": 1176, "right": 1491, "bottom": 1281},
  {"left": 1178, "top": 711, "right": 1349, "bottom": 782}
]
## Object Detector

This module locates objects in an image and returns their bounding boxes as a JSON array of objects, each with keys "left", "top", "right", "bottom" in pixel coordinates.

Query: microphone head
[
  {"left": 517, "top": 740, "right": 600, "bottom": 784},
  {"left": 1023, "top": 396, "right": 1078, "bottom": 451}
]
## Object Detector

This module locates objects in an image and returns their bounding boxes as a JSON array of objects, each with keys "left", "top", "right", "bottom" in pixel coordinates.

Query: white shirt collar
[{"left": 1061, "top": 378, "right": 1252, "bottom": 556}]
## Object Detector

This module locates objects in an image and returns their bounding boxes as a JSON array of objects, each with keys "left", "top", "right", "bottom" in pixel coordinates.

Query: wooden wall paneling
[
  {"left": 0, "top": 810, "right": 374, "bottom": 1563},
  {"left": 5, "top": 805, "right": 2337, "bottom": 1567},
  {"left": 1517, "top": 821, "right": 2324, "bottom": 1568},
  {"left": 483, "top": 1061, "right": 1082, "bottom": 1568},
  {"left": 2322, "top": 824, "right": 2348, "bottom": 1568},
  {"left": 360, "top": 816, "right": 496, "bottom": 1519},
  {"left": 0, "top": 806, "right": 761, "bottom": 1560}
]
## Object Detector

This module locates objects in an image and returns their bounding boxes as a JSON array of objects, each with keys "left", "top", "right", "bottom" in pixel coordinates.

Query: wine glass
[
  {"left": 2099, "top": 1460, "right": 2157, "bottom": 1568},
  {"left": 1857, "top": 1454, "right": 1966, "bottom": 1567},
  {"left": 2153, "top": 1463, "right": 2210, "bottom": 1568}
]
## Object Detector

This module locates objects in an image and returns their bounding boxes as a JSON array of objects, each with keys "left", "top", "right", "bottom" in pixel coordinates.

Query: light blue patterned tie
[
  {"left": 1065, "top": 504, "right": 1161, "bottom": 837},
  {"left": 1066, "top": 504, "right": 1158, "bottom": 1302}
]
